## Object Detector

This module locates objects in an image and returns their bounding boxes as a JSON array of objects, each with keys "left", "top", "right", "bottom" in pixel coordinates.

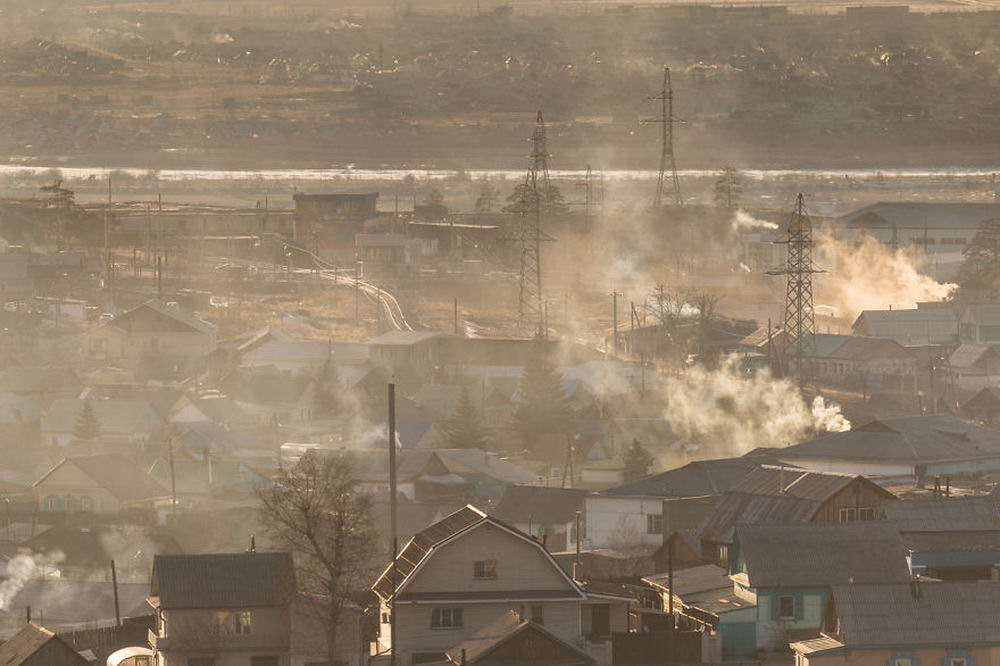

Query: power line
[{"left": 643, "top": 66, "right": 684, "bottom": 208}]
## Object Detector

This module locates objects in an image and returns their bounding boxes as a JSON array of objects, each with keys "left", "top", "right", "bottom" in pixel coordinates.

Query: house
[
  {"left": 791, "top": 334, "right": 918, "bottom": 392},
  {"left": 440, "top": 610, "right": 595, "bottom": 666},
  {"left": 21, "top": 525, "right": 183, "bottom": 583},
  {"left": 168, "top": 395, "right": 254, "bottom": 429},
  {"left": 0, "top": 252, "right": 34, "bottom": 301},
  {"left": 147, "top": 552, "right": 302, "bottom": 666},
  {"left": 219, "top": 366, "right": 317, "bottom": 426},
  {"left": 948, "top": 344, "right": 1000, "bottom": 392},
  {"left": 348, "top": 449, "right": 469, "bottom": 502},
  {"left": 960, "top": 305, "right": 1000, "bottom": 344},
  {"left": 0, "top": 622, "right": 90, "bottom": 666},
  {"left": 371, "top": 505, "right": 633, "bottom": 666},
  {"left": 240, "top": 339, "right": 369, "bottom": 374},
  {"left": 962, "top": 386, "right": 1000, "bottom": 423},
  {"left": 433, "top": 450, "right": 539, "bottom": 502},
  {"left": 293, "top": 192, "right": 380, "bottom": 259},
  {"left": 33, "top": 453, "right": 170, "bottom": 515},
  {"left": 723, "top": 521, "right": 912, "bottom": 656},
  {"left": 368, "top": 331, "right": 451, "bottom": 386},
  {"left": 852, "top": 302, "right": 958, "bottom": 347},
  {"left": 884, "top": 491, "right": 1000, "bottom": 580},
  {"left": 584, "top": 455, "right": 780, "bottom": 550},
  {"left": 41, "top": 397, "right": 166, "bottom": 448},
  {"left": 82, "top": 300, "right": 217, "bottom": 379},
  {"left": 791, "top": 582, "right": 1000, "bottom": 666},
  {"left": 696, "top": 465, "right": 896, "bottom": 565},
  {"left": 492, "top": 486, "right": 587, "bottom": 552},
  {"left": 147, "top": 456, "right": 271, "bottom": 503},
  {"left": 775, "top": 415, "right": 1000, "bottom": 478}
]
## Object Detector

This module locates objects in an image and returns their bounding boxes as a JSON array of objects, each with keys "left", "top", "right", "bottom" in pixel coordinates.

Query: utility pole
[
  {"left": 388, "top": 384, "right": 399, "bottom": 666},
  {"left": 767, "top": 193, "right": 823, "bottom": 383},
  {"left": 453, "top": 297, "right": 459, "bottom": 335},
  {"left": 110, "top": 560, "right": 121, "bottom": 627},
  {"left": 611, "top": 291, "right": 620, "bottom": 355},
  {"left": 643, "top": 67, "right": 684, "bottom": 207},
  {"left": 167, "top": 434, "right": 177, "bottom": 508}
]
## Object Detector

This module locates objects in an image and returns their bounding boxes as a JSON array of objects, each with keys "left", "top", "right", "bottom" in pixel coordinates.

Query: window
[
  {"left": 778, "top": 595, "right": 795, "bottom": 620},
  {"left": 251, "top": 657, "right": 278, "bottom": 666},
  {"left": 857, "top": 507, "right": 876, "bottom": 521},
  {"left": 530, "top": 605, "right": 544, "bottom": 625},
  {"left": 212, "top": 612, "right": 232, "bottom": 635},
  {"left": 236, "top": 611, "right": 253, "bottom": 635},
  {"left": 80, "top": 497, "right": 93, "bottom": 512},
  {"left": 646, "top": 514, "right": 663, "bottom": 535},
  {"left": 474, "top": 559, "right": 497, "bottom": 579},
  {"left": 839, "top": 508, "right": 856, "bottom": 522},
  {"left": 431, "top": 607, "right": 463, "bottom": 629},
  {"left": 840, "top": 507, "right": 876, "bottom": 522}
]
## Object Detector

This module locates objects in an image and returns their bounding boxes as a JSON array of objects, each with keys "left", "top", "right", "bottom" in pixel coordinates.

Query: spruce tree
[
  {"left": 623, "top": 438, "right": 654, "bottom": 482},
  {"left": 956, "top": 219, "right": 1000, "bottom": 302},
  {"left": 313, "top": 357, "right": 342, "bottom": 419},
  {"left": 73, "top": 398, "right": 100, "bottom": 442},
  {"left": 444, "top": 388, "right": 490, "bottom": 449},
  {"left": 513, "top": 358, "right": 574, "bottom": 447}
]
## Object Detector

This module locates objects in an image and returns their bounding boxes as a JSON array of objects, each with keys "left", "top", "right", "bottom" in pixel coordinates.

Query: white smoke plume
[
  {"left": 0, "top": 551, "right": 65, "bottom": 610},
  {"left": 817, "top": 232, "right": 956, "bottom": 318},
  {"left": 661, "top": 355, "right": 850, "bottom": 455},
  {"left": 733, "top": 210, "right": 778, "bottom": 231}
]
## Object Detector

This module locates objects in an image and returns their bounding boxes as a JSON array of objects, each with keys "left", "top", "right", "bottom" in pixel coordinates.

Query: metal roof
[
  {"left": 151, "top": 552, "right": 295, "bottom": 610},
  {"left": 492, "top": 486, "right": 587, "bottom": 526},
  {"left": 948, "top": 343, "right": 996, "bottom": 369},
  {"left": 598, "top": 455, "right": 781, "bottom": 498},
  {"left": 0, "top": 623, "right": 81, "bottom": 666},
  {"left": 446, "top": 610, "right": 594, "bottom": 666},
  {"left": 831, "top": 581, "right": 1000, "bottom": 647},
  {"left": 735, "top": 522, "right": 911, "bottom": 588},
  {"left": 884, "top": 493, "right": 1000, "bottom": 532}
]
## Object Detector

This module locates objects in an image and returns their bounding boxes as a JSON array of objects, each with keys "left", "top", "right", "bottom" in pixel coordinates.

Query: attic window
[{"left": 474, "top": 559, "right": 497, "bottom": 579}]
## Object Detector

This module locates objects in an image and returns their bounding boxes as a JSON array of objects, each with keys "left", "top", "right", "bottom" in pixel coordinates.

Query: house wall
[
  {"left": 585, "top": 496, "right": 664, "bottom": 549},
  {"left": 717, "top": 606, "right": 757, "bottom": 657},
  {"left": 86, "top": 329, "right": 215, "bottom": 365},
  {"left": 798, "top": 646, "right": 997, "bottom": 666},
  {"left": 811, "top": 480, "right": 889, "bottom": 522},
  {"left": 776, "top": 457, "right": 913, "bottom": 477},
  {"left": 156, "top": 606, "right": 291, "bottom": 666},
  {"left": 23, "top": 638, "right": 88, "bottom": 666},
  {"left": 404, "top": 522, "right": 577, "bottom": 594},
  {"left": 753, "top": 587, "right": 826, "bottom": 651},
  {"left": 385, "top": 600, "right": 583, "bottom": 664},
  {"left": 35, "top": 462, "right": 124, "bottom": 515}
]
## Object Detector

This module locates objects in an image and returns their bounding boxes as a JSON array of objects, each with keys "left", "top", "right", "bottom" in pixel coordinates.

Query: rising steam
[
  {"left": 661, "top": 355, "right": 850, "bottom": 455},
  {"left": 733, "top": 210, "right": 778, "bottom": 231},
  {"left": 0, "top": 551, "right": 64, "bottom": 610},
  {"left": 817, "top": 232, "right": 956, "bottom": 318}
]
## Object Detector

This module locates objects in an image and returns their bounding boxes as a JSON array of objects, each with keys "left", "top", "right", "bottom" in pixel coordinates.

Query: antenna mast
[{"left": 645, "top": 67, "right": 683, "bottom": 207}]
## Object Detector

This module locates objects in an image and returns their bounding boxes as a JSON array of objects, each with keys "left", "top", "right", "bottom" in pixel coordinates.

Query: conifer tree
[
  {"left": 444, "top": 388, "right": 490, "bottom": 448},
  {"left": 623, "top": 438, "right": 654, "bottom": 482},
  {"left": 73, "top": 398, "right": 100, "bottom": 442},
  {"left": 513, "top": 358, "right": 574, "bottom": 446}
]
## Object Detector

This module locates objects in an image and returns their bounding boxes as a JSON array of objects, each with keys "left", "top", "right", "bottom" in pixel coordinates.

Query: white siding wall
[
  {"left": 776, "top": 457, "right": 911, "bottom": 477},
  {"left": 585, "top": 496, "right": 663, "bottom": 549}
]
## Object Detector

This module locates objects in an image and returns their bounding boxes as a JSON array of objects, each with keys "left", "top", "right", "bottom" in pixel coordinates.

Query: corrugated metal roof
[
  {"left": 948, "top": 343, "right": 996, "bottom": 369},
  {"left": 832, "top": 581, "right": 1000, "bottom": 646},
  {"left": 0, "top": 623, "right": 70, "bottom": 666},
  {"left": 735, "top": 522, "right": 911, "bottom": 588},
  {"left": 152, "top": 552, "right": 295, "bottom": 609},
  {"left": 599, "top": 455, "right": 782, "bottom": 498},
  {"left": 493, "top": 486, "right": 586, "bottom": 526},
  {"left": 885, "top": 494, "right": 1000, "bottom": 532}
]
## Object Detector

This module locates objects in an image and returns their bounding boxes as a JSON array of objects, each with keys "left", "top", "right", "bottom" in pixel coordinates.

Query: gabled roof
[
  {"left": 0, "top": 622, "right": 86, "bottom": 666},
  {"left": 104, "top": 299, "right": 215, "bottom": 335},
  {"left": 434, "top": 449, "right": 538, "bottom": 486},
  {"left": 180, "top": 396, "right": 253, "bottom": 426},
  {"left": 369, "top": 330, "right": 449, "bottom": 346},
  {"left": 33, "top": 453, "right": 170, "bottom": 503},
  {"left": 884, "top": 494, "right": 1000, "bottom": 532},
  {"left": 151, "top": 552, "right": 295, "bottom": 609},
  {"left": 242, "top": 339, "right": 369, "bottom": 365},
  {"left": 697, "top": 466, "right": 894, "bottom": 543},
  {"left": 949, "top": 343, "right": 1000, "bottom": 369},
  {"left": 827, "top": 581, "right": 1000, "bottom": 648},
  {"left": 24, "top": 525, "right": 183, "bottom": 567},
  {"left": 829, "top": 336, "right": 914, "bottom": 361},
  {"left": 445, "top": 610, "right": 595, "bottom": 666},
  {"left": 598, "top": 455, "right": 782, "bottom": 498},
  {"left": 493, "top": 486, "right": 587, "bottom": 525},
  {"left": 734, "top": 522, "right": 911, "bottom": 588},
  {"left": 836, "top": 202, "right": 1000, "bottom": 230},
  {"left": 147, "top": 457, "right": 270, "bottom": 495},
  {"left": 643, "top": 564, "right": 729, "bottom": 597},
  {"left": 221, "top": 366, "right": 315, "bottom": 404},
  {"left": 781, "top": 415, "right": 1000, "bottom": 464},
  {"left": 42, "top": 398, "right": 166, "bottom": 434},
  {"left": 372, "top": 505, "right": 583, "bottom": 602}
]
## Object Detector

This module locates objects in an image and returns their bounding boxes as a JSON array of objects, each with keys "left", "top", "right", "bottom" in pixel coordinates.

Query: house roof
[
  {"left": 242, "top": 339, "right": 369, "bottom": 365},
  {"left": 855, "top": 306, "right": 957, "bottom": 325},
  {"left": 222, "top": 366, "right": 314, "bottom": 404},
  {"left": 884, "top": 494, "right": 1000, "bottom": 532},
  {"left": 41, "top": 398, "right": 165, "bottom": 435},
  {"left": 434, "top": 449, "right": 538, "bottom": 486},
  {"left": 23, "top": 526, "right": 182, "bottom": 567},
  {"left": 0, "top": 623, "right": 81, "bottom": 666},
  {"left": 643, "top": 564, "right": 729, "bottom": 597},
  {"left": 828, "top": 581, "right": 1000, "bottom": 648},
  {"left": 445, "top": 610, "right": 595, "bottom": 666},
  {"left": 949, "top": 343, "right": 998, "bottom": 369},
  {"left": 372, "top": 505, "right": 583, "bottom": 602},
  {"left": 181, "top": 396, "right": 253, "bottom": 426},
  {"left": 105, "top": 299, "right": 215, "bottom": 335},
  {"left": 151, "top": 552, "right": 295, "bottom": 609},
  {"left": 598, "top": 455, "right": 781, "bottom": 498},
  {"left": 963, "top": 386, "right": 1000, "bottom": 414},
  {"left": 829, "top": 336, "right": 914, "bottom": 361},
  {"left": 492, "top": 486, "right": 587, "bottom": 526},
  {"left": 779, "top": 415, "right": 1000, "bottom": 464},
  {"left": 962, "top": 304, "right": 1000, "bottom": 326},
  {"left": 33, "top": 453, "right": 170, "bottom": 503},
  {"left": 734, "top": 522, "right": 911, "bottom": 588},
  {"left": 697, "top": 466, "right": 893, "bottom": 544},
  {"left": 836, "top": 202, "right": 1000, "bottom": 230},
  {"left": 147, "top": 457, "right": 270, "bottom": 495}
]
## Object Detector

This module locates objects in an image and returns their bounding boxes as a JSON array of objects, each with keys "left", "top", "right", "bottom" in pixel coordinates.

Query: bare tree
[{"left": 257, "top": 451, "right": 377, "bottom": 666}]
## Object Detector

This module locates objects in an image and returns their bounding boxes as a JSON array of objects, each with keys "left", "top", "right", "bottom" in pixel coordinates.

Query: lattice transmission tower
[
  {"left": 516, "top": 111, "right": 553, "bottom": 338},
  {"left": 644, "top": 66, "right": 683, "bottom": 207},
  {"left": 767, "top": 193, "right": 823, "bottom": 377}
]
